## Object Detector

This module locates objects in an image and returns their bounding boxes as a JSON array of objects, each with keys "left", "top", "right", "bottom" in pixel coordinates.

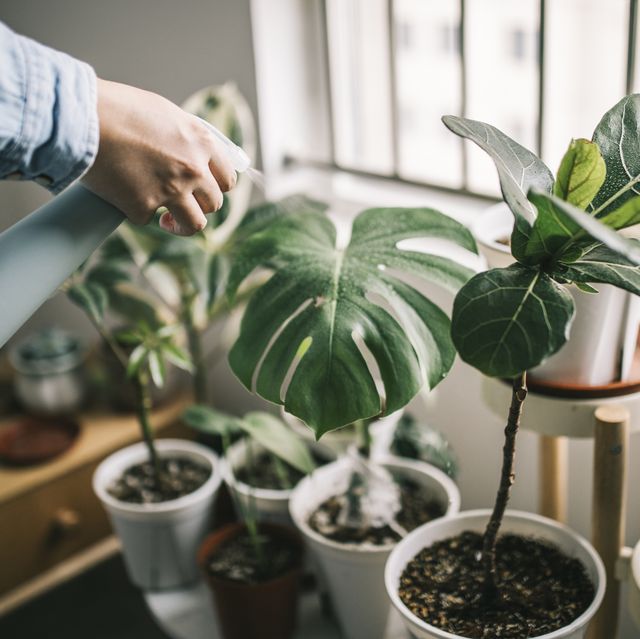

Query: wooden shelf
[{"left": 0, "top": 395, "right": 192, "bottom": 505}]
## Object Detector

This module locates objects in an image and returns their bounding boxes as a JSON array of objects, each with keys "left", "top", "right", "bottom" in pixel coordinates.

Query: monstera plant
[
  {"left": 444, "top": 94, "right": 640, "bottom": 595},
  {"left": 226, "top": 207, "right": 479, "bottom": 434}
]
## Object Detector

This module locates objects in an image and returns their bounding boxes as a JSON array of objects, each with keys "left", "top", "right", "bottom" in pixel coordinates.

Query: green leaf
[
  {"left": 239, "top": 412, "right": 316, "bottom": 474},
  {"left": 108, "top": 284, "right": 162, "bottom": 327},
  {"left": 555, "top": 243, "right": 640, "bottom": 296},
  {"left": 148, "top": 350, "right": 166, "bottom": 388},
  {"left": 183, "top": 405, "right": 242, "bottom": 438},
  {"left": 442, "top": 115, "right": 554, "bottom": 259},
  {"left": 528, "top": 191, "right": 640, "bottom": 266},
  {"left": 85, "top": 262, "right": 130, "bottom": 288},
  {"left": 68, "top": 282, "right": 108, "bottom": 325},
  {"left": 100, "top": 234, "right": 134, "bottom": 261},
  {"left": 161, "top": 342, "right": 194, "bottom": 372},
  {"left": 207, "top": 254, "right": 227, "bottom": 311},
  {"left": 228, "top": 206, "right": 477, "bottom": 435},
  {"left": 591, "top": 94, "right": 640, "bottom": 214},
  {"left": 523, "top": 191, "right": 586, "bottom": 264},
  {"left": 113, "top": 328, "right": 143, "bottom": 345},
  {"left": 183, "top": 406, "right": 315, "bottom": 474},
  {"left": 451, "top": 264, "right": 575, "bottom": 378},
  {"left": 575, "top": 282, "right": 599, "bottom": 294},
  {"left": 147, "top": 237, "right": 205, "bottom": 265},
  {"left": 598, "top": 195, "right": 640, "bottom": 231},
  {"left": 127, "top": 344, "right": 148, "bottom": 378},
  {"left": 553, "top": 139, "right": 606, "bottom": 209}
]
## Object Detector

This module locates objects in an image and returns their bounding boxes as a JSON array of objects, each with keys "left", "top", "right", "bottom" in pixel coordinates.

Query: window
[{"left": 252, "top": 0, "right": 639, "bottom": 200}]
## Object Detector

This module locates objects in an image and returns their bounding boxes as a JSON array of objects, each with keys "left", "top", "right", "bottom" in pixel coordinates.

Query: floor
[{"left": 0, "top": 555, "right": 169, "bottom": 639}]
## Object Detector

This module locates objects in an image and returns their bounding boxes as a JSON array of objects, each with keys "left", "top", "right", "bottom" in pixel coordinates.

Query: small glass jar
[{"left": 10, "top": 329, "right": 87, "bottom": 416}]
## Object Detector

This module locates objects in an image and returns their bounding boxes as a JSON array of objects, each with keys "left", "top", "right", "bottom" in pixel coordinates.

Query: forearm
[{"left": 0, "top": 21, "right": 99, "bottom": 192}]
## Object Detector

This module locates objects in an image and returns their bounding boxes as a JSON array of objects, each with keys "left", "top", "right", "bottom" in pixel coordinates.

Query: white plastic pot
[
  {"left": 93, "top": 439, "right": 222, "bottom": 590},
  {"left": 289, "top": 455, "right": 460, "bottom": 639},
  {"left": 385, "top": 509, "right": 605, "bottom": 639},
  {"left": 472, "top": 203, "right": 639, "bottom": 385},
  {"left": 224, "top": 438, "right": 335, "bottom": 526}
]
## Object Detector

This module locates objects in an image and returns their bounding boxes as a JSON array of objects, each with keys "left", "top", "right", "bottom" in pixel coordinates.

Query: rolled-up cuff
[{"left": 8, "top": 28, "right": 99, "bottom": 193}]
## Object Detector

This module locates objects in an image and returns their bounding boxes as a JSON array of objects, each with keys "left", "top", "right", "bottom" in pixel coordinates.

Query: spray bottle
[{"left": 0, "top": 122, "right": 251, "bottom": 348}]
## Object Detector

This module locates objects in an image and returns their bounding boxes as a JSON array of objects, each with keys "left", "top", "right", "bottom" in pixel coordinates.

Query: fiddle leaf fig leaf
[
  {"left": 442, "top": 115, "right": 554, "bottom": 259},
  {"left": 597, "top": 195, "right": 640, "bottom": 231},
  {"left": 553, "top": 139, "right": 606, "bottom": 209},
  {"left": 522, "top": 191, "right": 586, "bottom": 264},
  {"left": 451, "top": 264, "right": 575, "bottom": 378},
  {"left": 528, "top": 191, "right": 640, "bottom": 266},
  {"left": 591, "top": 94, "right": 640, "bottom": 214},
  {"left": 575, "top": 282, "right": 599, "bottom": 294},
  {"left": 228, "top": 207, "right": 477, "bottom": 435},
  {"left": 554, "top": 243, "right": 640, "bottom": 296}
]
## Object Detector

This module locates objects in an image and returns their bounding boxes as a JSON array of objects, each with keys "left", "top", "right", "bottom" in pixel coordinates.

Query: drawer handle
[{"left": 51, "top": 508, "right": 81, "bottom": 536}]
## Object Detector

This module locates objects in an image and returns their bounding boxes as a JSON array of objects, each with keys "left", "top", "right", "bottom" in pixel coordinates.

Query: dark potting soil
[
  {"left": 399, "top": 531, "right": 595, "bottom": 638},
  {"left": 206, "top": 531, "right": 301, "bottom": 585},
  {"left": 234, "top": 450, "right": 328, "bottom": 490},
  {"left": 308, "top": 477, "right": 445, "bottom": 545},
  {"left": 108, "top": 456, "right": 211, "bottom": 504}
]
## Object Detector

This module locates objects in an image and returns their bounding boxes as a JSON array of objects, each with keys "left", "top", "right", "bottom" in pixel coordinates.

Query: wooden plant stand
[{"left": 483, "top": 376, "right": 640, "bottom": 639}]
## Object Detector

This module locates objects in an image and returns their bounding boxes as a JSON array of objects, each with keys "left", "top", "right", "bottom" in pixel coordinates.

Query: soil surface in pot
[
  {"left": 205, "top": 530, "right": 301, "bottom": 585},
  {"left": 399, "top": 531, "right": 595, "bottom": 638},
  {"left": 234, "top": 450, "right": 328, "bottom": 490},
  {"left": 309, "top": 476, "right": 445, "bottom": 545},
  {"left": 108, "top": 456, "right": 211, "bottom": 504}
]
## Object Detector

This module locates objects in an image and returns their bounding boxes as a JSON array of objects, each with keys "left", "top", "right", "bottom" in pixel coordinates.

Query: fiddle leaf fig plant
[
  {"left": 227, "top": 207, "right": 478, "bottom": 435},
  {"left": 444, "top": 93, "right": 640, "bottom": 598}
]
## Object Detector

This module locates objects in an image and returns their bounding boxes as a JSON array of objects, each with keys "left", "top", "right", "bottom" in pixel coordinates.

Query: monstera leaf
[
  {"left": 227, "top": 207, "right": 477, "bottom": 435},
  {"left": 442, "top": 115, "right": 554, "bottom": 259}
]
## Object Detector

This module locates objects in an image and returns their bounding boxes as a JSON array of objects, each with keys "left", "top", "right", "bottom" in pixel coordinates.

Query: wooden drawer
[{"left": 0, "top": 461, "right": 110, "bottom": 596}]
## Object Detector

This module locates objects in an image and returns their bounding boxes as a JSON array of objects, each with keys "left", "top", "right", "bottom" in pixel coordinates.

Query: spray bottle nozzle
[{"left": 198, "top": 118, "right": 251, "bottom": 173}]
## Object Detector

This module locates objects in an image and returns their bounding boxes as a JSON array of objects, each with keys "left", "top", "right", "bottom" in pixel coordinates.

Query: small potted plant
[
  {"left": 386, "top": 95, "right": 640, "bottom": 638},
  {"left": 289, "top": 420, "right": 460, "bottom": 639},
  {"left": 183, "top": 405, "right": 314, "bottom": 639},
  {"left": 221, "top": 204, "right": 477, "bottom": 639},
  {"left": 183, "top": 405, "right": 330, "bottom": 525},
  {"left": 65, "top": 244, "right": 222, "bottom": 590}
]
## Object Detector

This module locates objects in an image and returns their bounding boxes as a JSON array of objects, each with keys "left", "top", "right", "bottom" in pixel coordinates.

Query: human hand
[{"left": 83, "top": 79, "right": 236, "bottom": 236}]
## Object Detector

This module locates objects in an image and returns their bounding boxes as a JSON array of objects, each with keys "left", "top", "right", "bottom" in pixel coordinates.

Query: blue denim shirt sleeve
[{"left": 0, "top": 22, "right": 99, "bottom": 193}]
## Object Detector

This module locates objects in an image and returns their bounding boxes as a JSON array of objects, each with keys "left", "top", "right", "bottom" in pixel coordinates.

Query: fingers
[
  {"left": 193, "top": 173, "right": 224, "bottom": 215},
  {"left": 160, "top": 195, "right": 207, "bottom": 236},
  {"left": 208, "top": 136, "right": 237, "bottom": 193}
]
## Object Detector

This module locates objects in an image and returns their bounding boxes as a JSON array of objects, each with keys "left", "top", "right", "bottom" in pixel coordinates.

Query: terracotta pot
[{"left": 198, "top": 522, "right": 303, "bottom": 639}]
